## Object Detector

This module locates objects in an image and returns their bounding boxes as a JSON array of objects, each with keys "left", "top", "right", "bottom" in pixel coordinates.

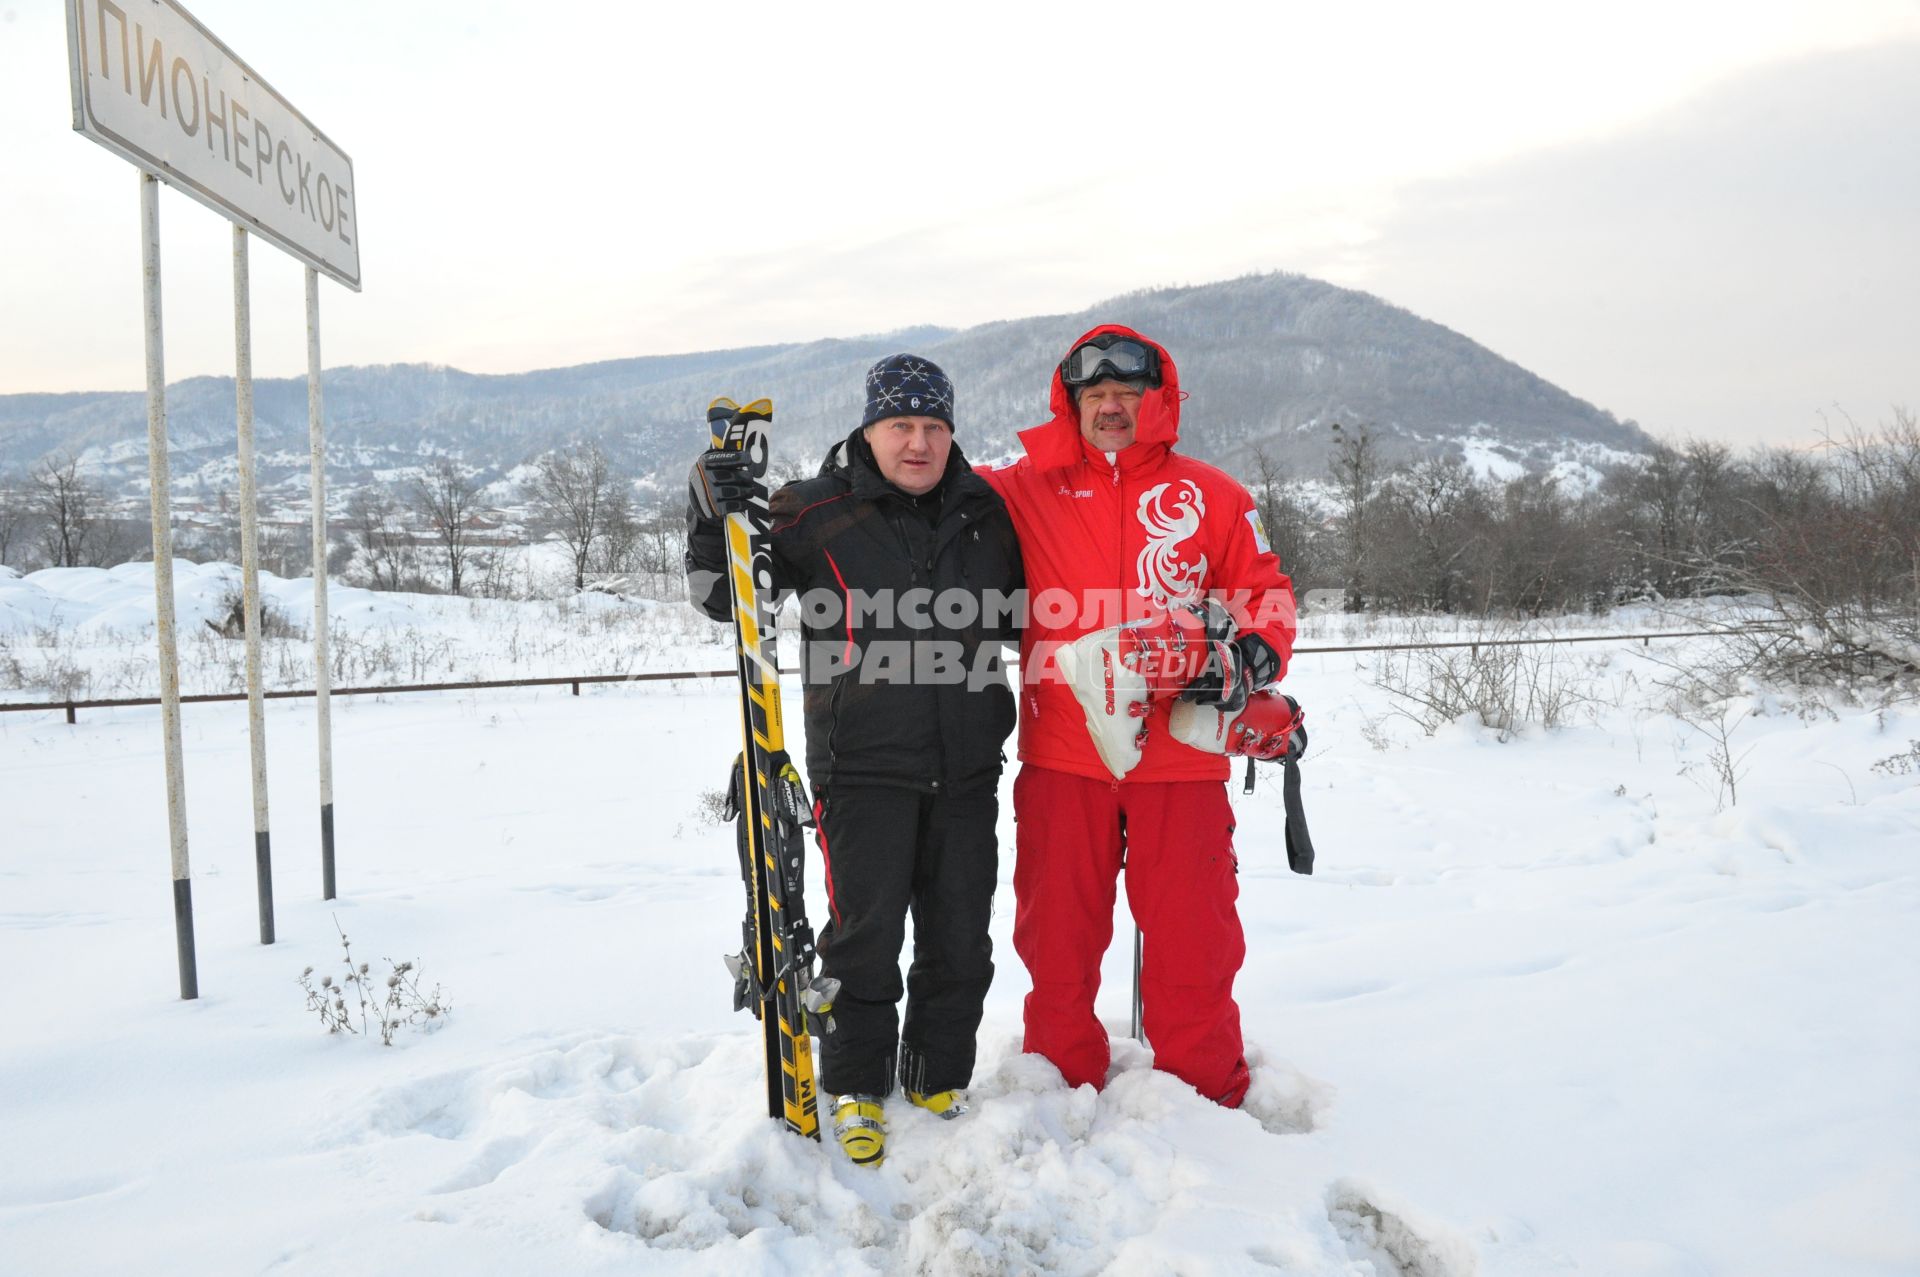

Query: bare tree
[
  {"left": 1371, "top": 456, "right": 1484, "bottom": 612},
  {"left": 1721, "top": 408, "right": 1920, "bottom": 683},
  {"left": 255, "top": 523, "right": 314, "bottom": 580},
  {"left": 530, "top": 442, "right": 629, "bottom": 592},
  {"left": 1328, "top": 424, "right": 1379, "bottom": 611},
  {"left": 0, "top": 479, "right": 30, "bottom": 567},
  {"left": 585, "top": 487, "right": 684, "bottom": 598},
  {"left": 411, "top": 457, "right": 484, "bottom": 595},
  {"left": 345, "top": 487, "right": 413, "bottom": 591},
  {"left": 593, "top": 498, "right": 641, "bottom": 582},
  {"left": 31, "top": 454, "right": 123, "bottom": 568},
  {"left": 611, "top": 493, "right": 688, "bottom": 597},
  {"left": 768, "top": 455, "right": 813, "bottom": 487},
  {"left": 1482, "top": 473, "right": 1587, "bottom": 618},
  {"left": 1248, "top": 445, "right": 1325, "bottom": 590}
]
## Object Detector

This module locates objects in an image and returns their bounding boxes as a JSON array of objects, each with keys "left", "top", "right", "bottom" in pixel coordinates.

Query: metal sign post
[
  {"left": 307, "top": 267, "right": 337, "bottom": 900},
  {"left": 140, "top": 171, "right": 197, "bottom": 1000},
  {"left": 67, "top": 0, "right": 360, "bottom": 992},
  {"left": 233, "top": 225, "right": 274, "bottom": 944}
]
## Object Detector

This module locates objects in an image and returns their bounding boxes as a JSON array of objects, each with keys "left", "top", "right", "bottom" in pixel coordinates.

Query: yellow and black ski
[{"left": 708, "top": 396, "right": 837, "bottom": 1139}]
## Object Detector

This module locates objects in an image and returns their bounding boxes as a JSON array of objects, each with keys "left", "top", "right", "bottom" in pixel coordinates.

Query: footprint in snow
[{"left": 1326, "top": 1177, "right": 1480, "bottom": 1277}]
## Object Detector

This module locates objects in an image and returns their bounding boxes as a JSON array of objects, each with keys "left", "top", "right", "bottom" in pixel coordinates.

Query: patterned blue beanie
[{"left": 861, "top": 354, "right": 955, "bottom": 430}]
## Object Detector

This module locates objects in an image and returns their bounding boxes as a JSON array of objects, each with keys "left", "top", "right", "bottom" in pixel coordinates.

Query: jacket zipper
[{"left": 827, "top": 667, "right": 846, "bottom": 775}]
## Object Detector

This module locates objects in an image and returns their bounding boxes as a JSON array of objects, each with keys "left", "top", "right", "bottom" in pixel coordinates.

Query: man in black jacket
[{"left": 685, "top": 354, "right": 1022, "bottom": 1166}]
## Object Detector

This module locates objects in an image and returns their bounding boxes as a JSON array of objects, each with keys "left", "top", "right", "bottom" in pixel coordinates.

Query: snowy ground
[
  {"left": 2, "top": 568, "right": 1917, "bottom": 1275},
  {"left": 0, "top": 560, "right": 735, "bottom": 703}
]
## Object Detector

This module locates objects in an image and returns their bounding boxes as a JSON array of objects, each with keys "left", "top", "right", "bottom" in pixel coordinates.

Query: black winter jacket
[{"left": 686, "top": 430, "right": 1022, "bottom": 795}]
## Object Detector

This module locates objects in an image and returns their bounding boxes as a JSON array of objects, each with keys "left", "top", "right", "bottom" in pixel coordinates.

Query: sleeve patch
[{"left": 1245, "top": 508, "right": 1272, "bottom": 555}]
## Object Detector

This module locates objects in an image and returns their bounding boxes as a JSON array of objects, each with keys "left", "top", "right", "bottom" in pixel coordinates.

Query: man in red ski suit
[{"left": 981, "top": 325, "right": 1296, "bottom": 1107}]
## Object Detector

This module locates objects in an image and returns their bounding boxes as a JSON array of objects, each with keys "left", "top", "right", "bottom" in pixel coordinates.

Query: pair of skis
[{"left": 707, "top": 397, "right": 838, "bottom": 1140}]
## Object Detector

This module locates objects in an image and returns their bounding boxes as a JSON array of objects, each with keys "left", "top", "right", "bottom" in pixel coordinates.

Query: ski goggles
[{"left": 1059, "top": 337, "right": 1161, "bottom": 389}]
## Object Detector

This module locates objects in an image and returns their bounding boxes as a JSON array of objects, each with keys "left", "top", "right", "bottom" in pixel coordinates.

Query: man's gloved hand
[
  {"left": 689, "top": 448, "right": 755, "bottom": 520},
  {"left": 1180, "top": 633, "right": 1282, "bottom": 714}
]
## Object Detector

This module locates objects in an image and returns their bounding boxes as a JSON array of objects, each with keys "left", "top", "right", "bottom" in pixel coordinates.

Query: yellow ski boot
[
  {"left": 833, "top": 1094, "right": 886, "bottom": 1167},
  {"left": 905, "top": 1089, "right": 969, "bottom": 1120}
]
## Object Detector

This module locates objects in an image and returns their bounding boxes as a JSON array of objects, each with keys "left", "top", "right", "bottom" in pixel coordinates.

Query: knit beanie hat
[{"left": 861, "top": 354, "right": 955, "bottom": 430}]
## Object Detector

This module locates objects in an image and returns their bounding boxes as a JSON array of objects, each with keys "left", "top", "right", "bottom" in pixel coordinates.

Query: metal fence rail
[
  {"left": 0, "top": 627, "right": 1770, "bottom": 722},
  {"left": 1294, "top": 626, "right": 1779, "bottom": 655}
]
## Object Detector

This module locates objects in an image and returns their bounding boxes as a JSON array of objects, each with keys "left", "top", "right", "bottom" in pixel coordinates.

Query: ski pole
[{"left": 1130, "top": 926, "right": 1144, "bottom": 1045}]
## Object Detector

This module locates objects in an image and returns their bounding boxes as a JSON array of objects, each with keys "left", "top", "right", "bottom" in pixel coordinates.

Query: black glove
[
  {"left": 1239, "top": 634, "right": 1282, "bottom": 689},
  {"left": 689, "top": 448, "right": 755, "bottom": 520},
  {"left": 1180, "top": 633, "right": 1281, "bottom": 714}
]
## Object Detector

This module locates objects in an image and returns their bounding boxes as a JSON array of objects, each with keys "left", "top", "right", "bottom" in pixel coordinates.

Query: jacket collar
[
  {"left": 828, "top": 426, "right": 979, "bottom": 505},
  {"left": 1076, "top": 434, "right": 1170, "bottom": 475}
]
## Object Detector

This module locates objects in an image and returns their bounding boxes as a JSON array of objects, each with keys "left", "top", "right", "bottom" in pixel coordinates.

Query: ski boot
[
  {"left": 905, "top": 1089, "right": 969, "bottom": 1120},
  {"left": 833, "top": 1094, "right": 886, "bottom": 1167}
]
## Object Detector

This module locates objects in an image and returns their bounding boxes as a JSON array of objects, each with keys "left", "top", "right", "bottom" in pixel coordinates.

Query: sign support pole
[
  {"left": 70, "top": 0, "right": 360, "bottom": 989},
  {"left": 233, "top": 225, "right": 274, "bottom": 944},
  {"left": 306, "top": 267, "right": 337, "bottom": 900},
  {"left": 141, "top": 171, "right": 197, "bottom": 999}
]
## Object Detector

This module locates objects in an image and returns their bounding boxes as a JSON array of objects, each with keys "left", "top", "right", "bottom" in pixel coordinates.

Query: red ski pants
[{"left": 1011, "top": 765, "right": 1250, "bottom": 1107}]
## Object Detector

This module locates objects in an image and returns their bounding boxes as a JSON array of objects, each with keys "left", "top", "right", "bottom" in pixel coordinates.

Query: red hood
[{"left": 1016, "top": 324, "right": 1182, "bottom": 471}]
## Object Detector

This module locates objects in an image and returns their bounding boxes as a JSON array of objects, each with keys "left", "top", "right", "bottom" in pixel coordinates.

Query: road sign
[{"left": 66, "top": 0, "right": 362, "bottom": 289}]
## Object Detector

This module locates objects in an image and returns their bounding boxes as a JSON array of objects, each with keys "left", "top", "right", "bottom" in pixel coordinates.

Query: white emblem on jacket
[{"left": 1135, "top": 480, "right": 1208, "bottom": 607}]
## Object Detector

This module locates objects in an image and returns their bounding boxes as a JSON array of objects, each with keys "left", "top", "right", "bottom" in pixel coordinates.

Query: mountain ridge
[{"left": 0, "top": 272, "right": 1651, "bottom": 501}]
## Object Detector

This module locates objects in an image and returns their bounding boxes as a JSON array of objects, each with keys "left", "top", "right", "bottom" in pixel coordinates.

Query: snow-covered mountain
[{"left": 0, "top": 272, "right": 1651, "bottom": 500}]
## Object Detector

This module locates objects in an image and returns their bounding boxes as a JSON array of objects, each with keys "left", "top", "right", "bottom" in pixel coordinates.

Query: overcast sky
[{"left": 2, "top": 1, "right": 1915, "bottom": 446}]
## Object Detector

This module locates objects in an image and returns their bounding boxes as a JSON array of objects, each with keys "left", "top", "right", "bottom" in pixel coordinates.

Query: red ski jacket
[{"left": 982, "top": 325, "right": 1297, "bottom": 784}]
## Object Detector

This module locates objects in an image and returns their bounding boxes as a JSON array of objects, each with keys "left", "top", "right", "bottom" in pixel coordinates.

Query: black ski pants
[{"left": 811, "top": 784, "right": 999, "bottom": 1098}]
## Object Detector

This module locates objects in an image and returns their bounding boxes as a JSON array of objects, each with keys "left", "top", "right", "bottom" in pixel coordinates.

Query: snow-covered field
[
  {"left": 0, "top": 560, "right": 732, "bottom": 703},
  {"left": 2, "top": 566, "right": 1916, "bottom": 1275}
]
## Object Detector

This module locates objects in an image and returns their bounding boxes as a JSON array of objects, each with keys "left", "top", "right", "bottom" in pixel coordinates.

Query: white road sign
[{"left": 66, "top": 0, "right": 362, "bottom": 290}]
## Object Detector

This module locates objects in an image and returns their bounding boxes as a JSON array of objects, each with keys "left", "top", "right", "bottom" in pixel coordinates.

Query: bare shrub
[
  {"left": 0, "top": 633, "right": 90, "bottom": 701},
  {"left": 1635, "top": 647, "right": 1760, "bottom": 811},
  {"left": 1710, "top": 410, "right": 1920, "bottom": 696},
  {"left": 694, "top": 786, "right": 732, "bottom": 824},
  {"left": 205, "top": 585, "right": 303, "bottom": 641},
  {"left": 298, "top": 917, "right": 450, "bottom": 1046},
  {"left": 326, "top": 626, "right": 458, "bottom": 685},
  {"left": 1353, "top": 703, "right": 1398, "bottom": 752},
  {"left": 1870, "top": 741, "right": 1920, "bottom": 777},
  {"left": 1366, "top": 623, "right": 1599, "bottom": 740},
  {"left": 1671, "top": 699, "right": 1756, "bottom": 811},
  {"left": 472, "top": 546, "right": 528, "bottom": 600}
]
